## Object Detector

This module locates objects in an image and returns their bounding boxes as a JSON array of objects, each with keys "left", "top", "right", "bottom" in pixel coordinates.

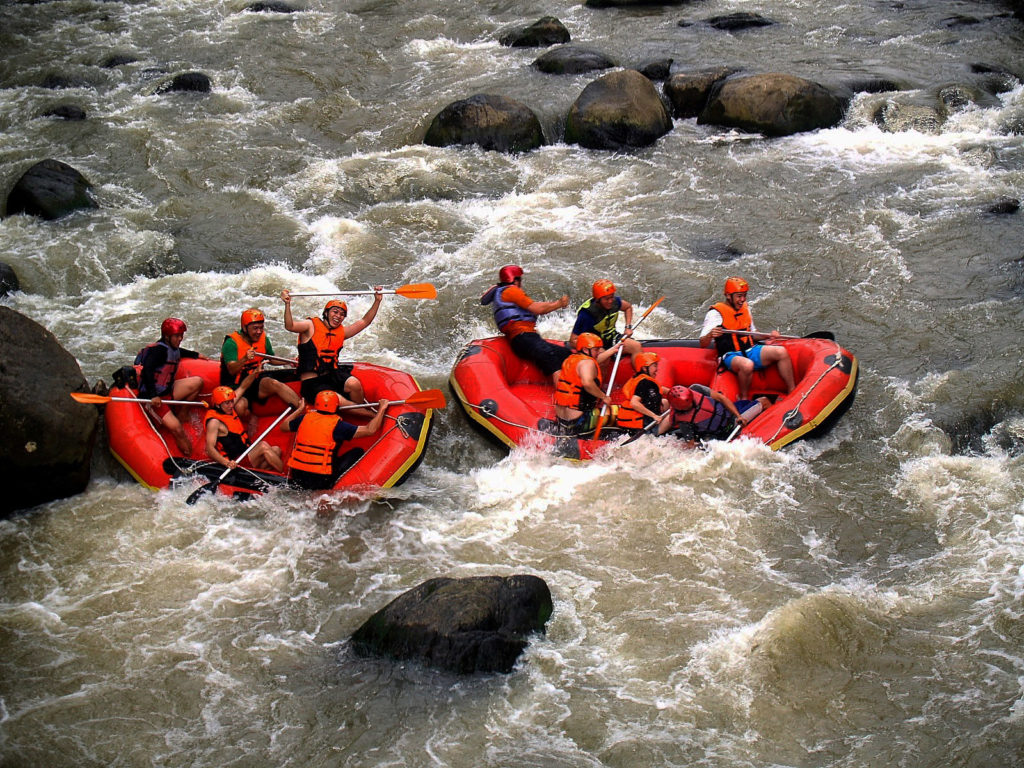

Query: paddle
[
  {"left": 288, "top": 283, "right": 437, "bottom": 300},
  {"left": 185, "top": 406, "right": 294, "bottom": 504},
  {"left": 725, "top": 422, "right": 743, "bottom": 442},
  {"left": 336, "top": 388, "right": 447, "bottom": 411},
  {"left": 595, "top": 296, "right": 666, "bottom": 439},
  {"left": 620, "top": 408, "right": 671, "bottom": 446},
  {"left": 256, "top": 352, "right": 298, "bottom": 366},
  {"left": 716, "top": 328, "right": 835, "bottom": 341},
  {"left": 70, "top": 392, "right": 207, "bottom": 407}
]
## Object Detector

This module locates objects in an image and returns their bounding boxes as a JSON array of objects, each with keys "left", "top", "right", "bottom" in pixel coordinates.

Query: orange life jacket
[
  {"left": 222, "top": 330, "right": 268, "bottom": 385},
  {"left": 204, "top": 409, "right": 249, "bottom": 459},
  {"left": 297, "top": 317, "right": 345, "bottom": 376},
  {"left": 616, "top": 373, "right": 659, "bottom": 430},
  {"left": 554, "top": 353, "right": 602, "bottom": 411},
  {"left": 712, "top": 300, "right": 754, "bottom": 356},
  {"left": 287, "top": 410, "right": 339, "bottom": 475}
]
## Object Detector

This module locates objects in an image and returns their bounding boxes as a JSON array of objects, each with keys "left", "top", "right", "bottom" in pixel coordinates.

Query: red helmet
[
  {"left": 240, "top": 308, "right": 265, "bottom": 328},
  {"left": 575, "top": 332, "right": 603, "bottom": 351},
  {"left": 160, "top": 317, "right": 186, "bottom": 338},
  {"left": 668, "top": 385, "right": 693, "bottom": 410},
  {"left": 633, "top": 351, "right": 659, "bottom": 372},
  {"left": 211, "top": 386, "right": 235, "bottom": 407},
  {"left": 724, "top": 276, "right": 749, "bottom": 295},
  {"left": 323, "top": 300, "right": 348, "bottom": 318},
  {"left": 498, "top": 264, "right": 524, "bottom": 284},
  {"left": 314, "top": 390, "right": 340, "bottom": 413},
  {"left": 592, "top": 279, "right": 616, "bottom": 299}
]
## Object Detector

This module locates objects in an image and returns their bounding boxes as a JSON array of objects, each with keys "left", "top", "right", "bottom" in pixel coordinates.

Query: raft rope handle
[
  {"left": 130, "top": 387, "right": 198, "bottom": 477},
  {"left": 763, "top": 339, "right": 845, "bottom": 444}
]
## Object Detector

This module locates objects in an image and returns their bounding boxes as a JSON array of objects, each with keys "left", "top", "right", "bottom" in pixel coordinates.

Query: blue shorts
[{"left": 723, "top": 345, "right": 765, "bottom": 371}]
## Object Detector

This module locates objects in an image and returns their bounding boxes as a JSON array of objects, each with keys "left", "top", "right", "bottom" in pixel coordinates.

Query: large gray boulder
[
  {"left": 664, "top": 67, "right": 736, "bottom": 118},
  {"left": 698, "top": 72, "right": 845, "bottom": 136},
  {"left": 565, "top": 69, "right": 672, "bottom": 150},
  {"left": 424, "top": 94, "right": 544, "bottom": 152},
  {"left": 532, "top": 45, "right": 616, "bottom": 75},
  {"left": 0, "top": 307, "right": 98, "bottom": 516},
  {"left": 4, "top": 159, "right": 97, "bottom": 220},
  {"left": 351, "top": 575, "right": 553, "bottom": 674}
]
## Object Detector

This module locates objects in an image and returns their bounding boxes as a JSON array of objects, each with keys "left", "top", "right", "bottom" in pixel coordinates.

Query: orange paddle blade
[
  {"left": 394, "top": 282, "right": 437, "bottom": 299},
  {"left": 70, "top": 392, "right": 113, "bottom": 404},
  {"left": 404, "top": 388, "right": 446, "bottom": 409},
  {"left": 639, "top": 295, "right": 665, "bottom": 321}
]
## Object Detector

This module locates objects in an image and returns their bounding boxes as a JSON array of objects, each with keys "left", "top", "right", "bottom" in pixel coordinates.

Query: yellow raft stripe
[
  {"left": 448, "top": 373, "right": 519, "bottom": 451},
  {"left": 379, "top": 375, "right": 435, "bottom": 488},
  {"left": 767, "top": 356, "right": 859, "bottom": 451},
  {"left": 110, "top": 447, "right": 163, "bottom": 492}
]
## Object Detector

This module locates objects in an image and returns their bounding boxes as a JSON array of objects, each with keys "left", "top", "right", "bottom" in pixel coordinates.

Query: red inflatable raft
[
  {"left": 449, "top": 336, "right": 857, "bottom": 459},
  {"left": 106, "top": 358, "right": 435, "bottom": 498}
]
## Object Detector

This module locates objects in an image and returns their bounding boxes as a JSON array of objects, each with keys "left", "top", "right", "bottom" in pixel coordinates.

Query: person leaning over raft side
[
  {"left": 699, "top": 276, "right": 796, "bottom": 401},
  {"left": 136, "top": 317, "right": 205, "bottom": 455},
  {"left": 220, "top": 307, "right": 301, "bottom": 423},
  {"left": 554, "top": 332, "right": 623, "bottom": 437},
  {"left": 569, "top": 279, "right": 643, "bottom": 372},
  {"left": 665, "top": 383, "right": 769, "bottom": 447},
  {"left": 480, "top": 264, "right": 572, "bottom": 385},
  {"left": 203, "top": 376, "right": 284, "bottom": 473},
  {"left": 615, "top": 351, "right": 670, "bottom": 437},
  {"left": 281, "top": 390, "right": 391, "bottom": 491},
  {"left": 280, "top": 287, "right": 382, "bottom": 415}
]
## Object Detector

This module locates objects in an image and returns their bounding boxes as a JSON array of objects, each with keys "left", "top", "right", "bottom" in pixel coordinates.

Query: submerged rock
[
  {"left": 423, "top": 93, "right": 544, "bottom": 152},
  {"left": 704, "top": 12, "right": 775, "bottom": 31},
  {"left": 565, "top": 68, "right": 672, "bottom": 150},
  {"left": 157, "top": 72, "right": 212, "bottom": 94},
  {"left": 351, "top": 575, "right": 553, "bottom": 674},
  {"left": 499, "top": 16, "right": 570, "bottom": 47},
  {"left": 245, "top": 1, "right": 299, "bottom": 12},
  {"left": 41, "top": 103, "right": 87, "bottom": 121},
  {"left": 0, "top": 263, "right": 19, "bottom": 296},
  {"left": 100, "top": 54, "right": 138, "bottom": 68},
  {"left": 0, "top": 307, "right": 98, "bottom": 516},
  {"left": 4, "top": 159, "right": 97, "bottom": 220},
  {"left": 637, "top": 58, "right": 673, "bottom": 81},
  {"left": 532, "top": 45, "right": 616, "bottom": 75},
  {"left": 699, "top": 72, "right": 845, "bottom": 136},
  {"left": 586, "top": 0, "right": 688, "bottom": 6}
]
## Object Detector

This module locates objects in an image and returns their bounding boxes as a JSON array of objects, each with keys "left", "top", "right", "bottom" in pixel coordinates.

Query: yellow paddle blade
[{"left": 394, "top": 282, "right": 437, "bottom": 299}]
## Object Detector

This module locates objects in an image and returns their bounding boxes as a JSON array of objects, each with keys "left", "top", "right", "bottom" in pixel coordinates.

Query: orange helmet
[
  {"left": 634, "top": 351, "right": 659, "bottom": 372},
  {"left": 211, "top": 386, "right": 235, "bottom": 407},
  {"left": 240, "top": 308, "right": 265, "bottom": 328},
  {"left": 592, "top": 279, "right": 616, "bottom": 299},
  {"left": 668, "top": 385, "right": 693, "bottom": 410},
  {"left": 724, "top": 276, "right": 749, "bottom": 295},
  {"left": 575, "top": 332, "right": 603, "bottom": 351},
  {"left": 323, "top": 300, "right": 348, "bottom": 318},
  {"left": 314, "top": 390, "right": 340, "bottom": 413},
  {"left": 499, "top": 264, "right": 523, "bottom": 284}
]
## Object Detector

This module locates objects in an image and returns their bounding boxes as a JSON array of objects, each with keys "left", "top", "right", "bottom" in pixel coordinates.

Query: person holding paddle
[
  {"left": 480, "top": 264, "right": 572, "bottom": 385},
  {"left": 281, "top": 391, "right": 391, "bottom": 490},
  {"left": 615, "top": 352, "right": 670, "bottom": 437},
  {"left": 699, "top": 276, "right": 795, "bottom": 401},
  {"left": 203, "top": 379, "right": 284, "bottom": 473},
  {"left": 665, "top": 384, "right": 769, "bottom": 447},
  {"left": 553, "top": 333, "right": 622, "bottom": 437},
  {"left": 569, "top": 279, "right": 642, "bottom": 373},
  {"left": 280, "top": 287, "right": 382, "bottom": 414},
  {"left": 220, "top": 308, "right": 301, "bottom": 423},
  {"left": 136, "top": 317, "right": 205, "bottom": 455}
]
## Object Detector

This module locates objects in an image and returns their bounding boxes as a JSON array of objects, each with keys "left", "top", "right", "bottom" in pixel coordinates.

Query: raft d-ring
[
  {"left": 480, "top": 399, "right": 499, "bottom": 418},
  {"left": 783, "top": 409, "right": 804, "bottom": 429},
  {"left": 825, "top": 353, "right": 854, "bottom": 374}
]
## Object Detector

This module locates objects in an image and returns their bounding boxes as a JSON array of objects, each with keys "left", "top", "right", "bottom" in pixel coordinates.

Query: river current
[{"left": 2, "top": 0, "right": 1024, "bottom": 766}]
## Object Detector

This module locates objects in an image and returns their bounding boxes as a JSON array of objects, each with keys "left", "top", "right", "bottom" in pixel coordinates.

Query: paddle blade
[
  {"left": 404, "top": 388, "right": 447, "bottom": 409},
  {"left": 395, "top": 282, "right": 437, "bottom": 300},
  {"left": 640, "top": 295, "right": 665, "bottom": 319},
  {"left": 185, "top": 481, "right": 217, "bottom": 505},
  {"left": 70, "top": 392, "right": 111, "bottom": 404}
]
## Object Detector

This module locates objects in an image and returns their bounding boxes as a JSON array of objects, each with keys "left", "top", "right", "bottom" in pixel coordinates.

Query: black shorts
[
  {"left": 510, "top": 333, "right": 572, "bottom": 376},
  {"left": 299, "top": 365, "right": 355, "bottom": 403}
]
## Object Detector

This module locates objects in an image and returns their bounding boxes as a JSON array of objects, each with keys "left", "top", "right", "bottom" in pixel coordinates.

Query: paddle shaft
[
  {"left": 71, "top": 393, "right": 205, "bottom": 407},
  {"left": 599, "top": 297, "right": 665, "bottom": 419},
  {"left": 256, "top": 352, "right": 297, "bottom": 365},
  {"left": 215, "top": 406, "right": 294, "bottom": 481},
  {"left": 715, "top": 328, "right": 829, "bottom": 342}
]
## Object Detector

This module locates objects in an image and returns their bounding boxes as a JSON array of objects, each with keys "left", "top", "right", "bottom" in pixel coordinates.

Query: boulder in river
[
  {"left": 0, "top": 307, "right": 98, "bottom": 517},
  {"left": 424, "top": 93, "right": 544, "bottom": 152},
  {"left": 698, "top": 72, "right": 845, "bottom": 136},
  {"left": 0, "top": 263, "right": 20, "bottom": 296},
  {"left": 100, "top": 54, "right": 139, "bottom": 68},
  {"left": 664, "top": 67, "right": 736, "bottom": 118},
  {"left": 532, "top": 45, "right": 616, "bottom": 75},
  {"left": 499, "top": 16, "right": 570, "bottom": 47},
  {"left": 351, "top": 574, "right": 553, "bottom": 674},
  {"left": 704, "top": 12, "right": 775, "bottom": 31},
  {"left": 157, "top": 72, "right": 212, "bottom": 94},
  {"left": 565, "top": 68, "right": 672, "bottom": 150},
  {"left": 41, "top": 103, "right": 87, "bottom": 121},
  {"left": 585, "top": 0, "right": 688, "bottom": 6},
  {"left": 4, "top": 159, "right": 97, "bottom": 220},
  {"left": 245, "top": 1, "right": 299, "bottom": 12}
]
